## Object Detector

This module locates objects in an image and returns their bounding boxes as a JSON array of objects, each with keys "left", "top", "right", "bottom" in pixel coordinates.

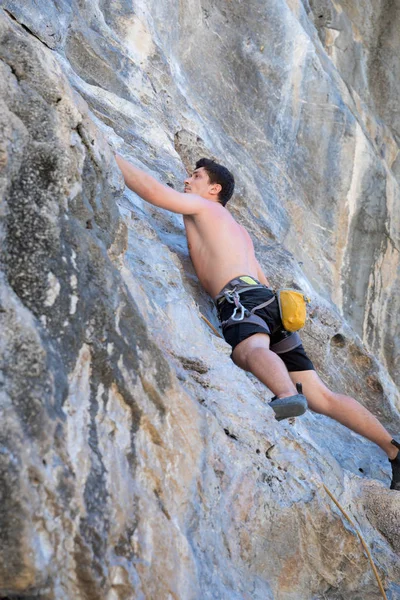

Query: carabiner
[{"left": 231, "top": 303, "right": 246, "bottom": 321}]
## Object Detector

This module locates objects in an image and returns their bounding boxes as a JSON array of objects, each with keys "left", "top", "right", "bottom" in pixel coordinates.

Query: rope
[
  {"left": 200, "top": 314, "right": 223, "bottom": 338},
  {"left": 200, "top": 312, "right": 388, "bottom": 599},
  {"left": 322, "top": 484, "right": 387, "bottom": 600}
]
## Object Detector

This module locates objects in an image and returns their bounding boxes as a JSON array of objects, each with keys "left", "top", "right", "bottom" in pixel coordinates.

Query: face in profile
[{"left": 184, "top": 167, "right": 210, "bottom": 196}]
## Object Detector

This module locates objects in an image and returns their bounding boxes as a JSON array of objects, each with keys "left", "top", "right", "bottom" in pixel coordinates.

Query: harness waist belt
[
  {"left": 214, "top": 275, "right": 267, "bottom": 306},
  {"left": 216, "top": 275, "right": 276, "bottom": 328}
]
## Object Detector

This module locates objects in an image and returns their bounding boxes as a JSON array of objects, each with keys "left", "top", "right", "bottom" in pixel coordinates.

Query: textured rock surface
[{"left": 0, "top": 1, "right": 400, "bottom": 599}]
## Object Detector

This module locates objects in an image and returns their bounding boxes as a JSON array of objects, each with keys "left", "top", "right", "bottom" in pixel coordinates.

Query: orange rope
[
  {"left": 322, "top": 484, "right": 387, "bottom": 600},
  {"left": 200, "top": 314, "right": 223, "bottom": 338}
]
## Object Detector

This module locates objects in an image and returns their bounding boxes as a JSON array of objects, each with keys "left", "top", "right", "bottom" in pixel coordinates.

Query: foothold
[
  {"left": 331, "top": 333, "right": 346, "bottom": 348},
  {"left": 224, "top": 428, "right": 238, "bottom": 441},
  {"left": 366, "top": 375, "right": 383, "bottom": 394},
  {"left": 265, "top": 444, "right": 275, "bottom": 459},
  {"left": 179, "top": 356, "right": 209, "bottom": 374},
  {"left": 349, "top": 345, "right": 372, "bottom": 370}
]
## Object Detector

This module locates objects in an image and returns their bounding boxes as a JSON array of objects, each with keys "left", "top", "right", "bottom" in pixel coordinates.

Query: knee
[
  {"left": 325, "top": 389, "right": 342, "bottom": 405},
  {"left": 231, "top": 334, "right": 270, "bottom": 371},
  {"left": 232, "top": 342, "right": 258, "bottom": 371},
  {"left": 232, "top": 345, "right": 250, "bottom": 370},
  {"left": 316, "top": 388, "right": 341, "bottom": 414}
]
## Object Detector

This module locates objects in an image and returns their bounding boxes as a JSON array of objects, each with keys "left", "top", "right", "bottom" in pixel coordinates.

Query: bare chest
[
  {"left": 183, "top": 216, "right": 205, "bottom": 258},
  {"left": 183, "top": 211, "right": 252, "bottom": 266}
]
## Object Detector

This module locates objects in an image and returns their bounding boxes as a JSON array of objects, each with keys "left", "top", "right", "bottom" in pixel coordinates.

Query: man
[{"left": 115, "top": 154, "right": 400, "bottom": 490}]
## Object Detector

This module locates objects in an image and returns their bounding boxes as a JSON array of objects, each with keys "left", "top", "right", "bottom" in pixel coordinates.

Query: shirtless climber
[{"left": 115, "top": 154, "right": 400, "bottom": 490}]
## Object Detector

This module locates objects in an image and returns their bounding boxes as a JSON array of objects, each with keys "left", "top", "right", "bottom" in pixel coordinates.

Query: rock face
[{"left": 0, "top": 1, "right": 399, "bottom": 599}]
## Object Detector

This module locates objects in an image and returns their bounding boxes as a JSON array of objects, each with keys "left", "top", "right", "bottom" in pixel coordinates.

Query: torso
[{"left": 183, "top": 204, "right": 260, "bottom": 298}]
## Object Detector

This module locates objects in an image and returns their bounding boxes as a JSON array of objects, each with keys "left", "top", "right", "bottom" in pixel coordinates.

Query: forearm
[
  {"left": 115, "top": 154, "right": 207, "bottom": 215},
  {"left": 115, "top": 154, "right": 167, "bottom": 207}
]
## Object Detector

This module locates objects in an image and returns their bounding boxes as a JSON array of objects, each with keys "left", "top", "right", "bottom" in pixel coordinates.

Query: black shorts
[{"left": 217, "top": 287, "right": 314, "bottom": 372}]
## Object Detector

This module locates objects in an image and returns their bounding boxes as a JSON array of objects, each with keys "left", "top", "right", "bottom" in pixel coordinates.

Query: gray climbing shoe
[
  {"left": 389, "top": 439, "right": 400, "bottom": 490},
  {"left": 269, "top": 383, "right": 308, "bottom": 421}
]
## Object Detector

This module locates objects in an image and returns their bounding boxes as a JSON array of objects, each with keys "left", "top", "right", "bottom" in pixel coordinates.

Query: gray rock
[
  {"left": 1, "top": 2, "right": 400, "bottom": 599},
  {"left": 0, "top": 0, "right": 73, "bottom": 49}
]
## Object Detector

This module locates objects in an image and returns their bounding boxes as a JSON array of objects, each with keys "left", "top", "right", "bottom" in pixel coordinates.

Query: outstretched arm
[{"left": 115, "top": 154, "right": 209, "bottom": 215}]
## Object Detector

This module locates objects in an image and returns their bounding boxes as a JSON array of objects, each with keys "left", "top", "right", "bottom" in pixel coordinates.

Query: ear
[{"left": 210, "top": 183, "right": 222, "bottom": 196}]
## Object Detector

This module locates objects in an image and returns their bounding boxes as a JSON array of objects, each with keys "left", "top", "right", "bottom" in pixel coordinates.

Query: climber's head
[{"left": 184, "top": 158, "right": 235, "bottom": 206}]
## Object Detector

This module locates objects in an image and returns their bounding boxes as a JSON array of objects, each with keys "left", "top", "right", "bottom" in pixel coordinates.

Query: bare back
[{"left": 183, "top": 204, "right": 260, "bottom": 298}]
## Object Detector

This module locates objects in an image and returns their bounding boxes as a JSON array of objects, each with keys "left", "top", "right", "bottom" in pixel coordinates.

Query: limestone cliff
[{"left": 0, "top": 1, "right": 399, "bottom": 598}]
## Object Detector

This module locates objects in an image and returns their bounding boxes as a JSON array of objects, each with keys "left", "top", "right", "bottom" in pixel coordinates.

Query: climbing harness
[
  {"left": 215, "top": 277, "right": 310, "bottom": 334},
  {"left": 215, "top": 276, "right": 266, "bottom": 308},
  {"left": 215, "top": 276, "right": 276, "bottom": 332},
  {"left": 214, "top": 277, "right": 306, "bottom": 353},
  {"left": 221, "top": 287, "right": 276, "bottom": 327}
]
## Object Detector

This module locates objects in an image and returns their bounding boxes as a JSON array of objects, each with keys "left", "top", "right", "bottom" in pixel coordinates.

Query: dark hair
[{"left": 195, "top": 158, "right": 235, "bottom": 206}]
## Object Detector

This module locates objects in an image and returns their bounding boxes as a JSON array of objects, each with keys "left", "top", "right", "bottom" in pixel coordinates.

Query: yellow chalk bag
[{"left": 276, "top": 289, "right": 310, "bottom": 332}]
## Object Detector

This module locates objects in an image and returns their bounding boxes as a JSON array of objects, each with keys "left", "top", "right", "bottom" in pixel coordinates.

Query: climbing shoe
[
  {"left": 389, "top": 439, "right": 400, "bottom": 491},
  {"left": 269, "top": 383, "right": 308, "bottom": 421}
]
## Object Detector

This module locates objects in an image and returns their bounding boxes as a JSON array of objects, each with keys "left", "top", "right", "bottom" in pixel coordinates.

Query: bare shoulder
[
  {"left": 189, "top": 200, "right": 230, "bottom": 221},
  {"left": 177, "top": 192, "right": 214, "bottom": 215},
  {"left": 195, "top": 206, "right": 252, "bottom": 240}
]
